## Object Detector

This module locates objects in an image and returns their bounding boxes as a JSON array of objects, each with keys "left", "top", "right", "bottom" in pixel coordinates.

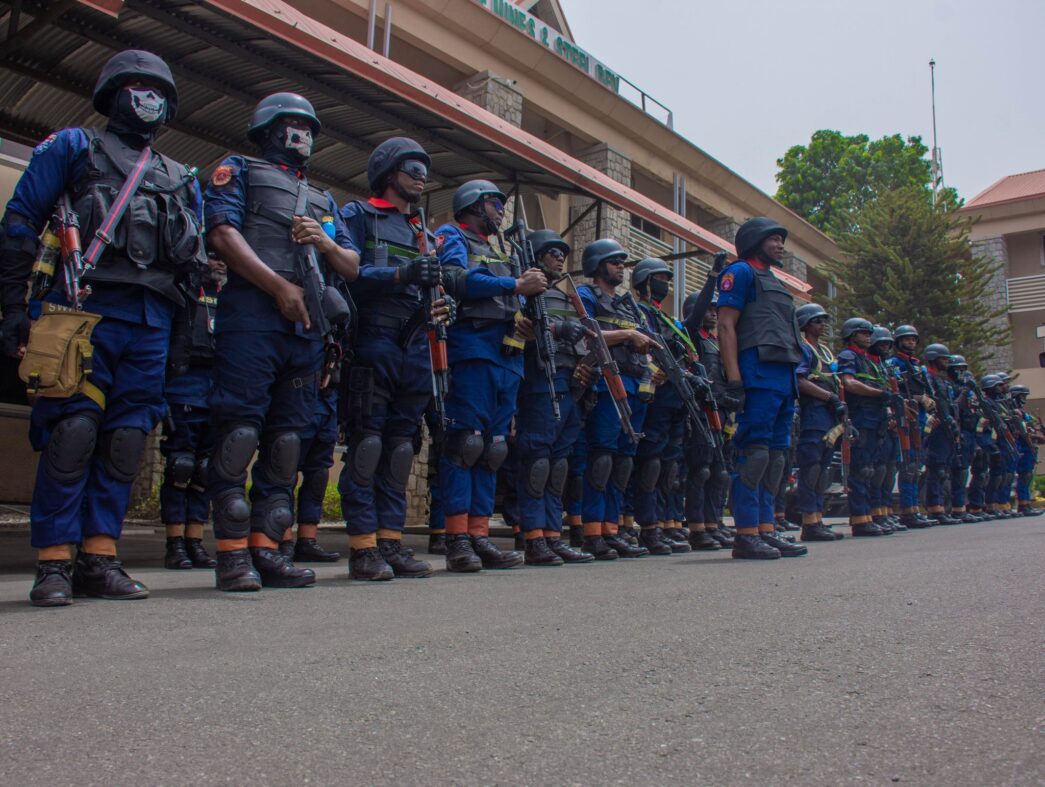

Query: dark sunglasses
[
  {"left": 398, "top": 159, "right": 429, "bottom": 182},
  {"left": 809, "top": 317, "right": 828, "bottom": 324},
  {"left": 485, "top": 197, "right": 505, "bottom": 213},
  {"left": 545, "top": 249, "right": 565, "bottom": 260}
]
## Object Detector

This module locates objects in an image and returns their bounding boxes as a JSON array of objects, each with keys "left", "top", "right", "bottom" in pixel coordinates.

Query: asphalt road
[{"left": 0, "top": 518, "right": 1042, "bottom": 786}]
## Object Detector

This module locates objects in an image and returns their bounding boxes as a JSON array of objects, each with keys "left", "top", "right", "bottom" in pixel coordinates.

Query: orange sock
[
  {"left": 757, "top": 523, "right": 775, "bottom": 534},
  {"left": 736, "top": 526, "right": 759, "bottom": 536},
  {"left": 185, "top": 523, "right": 204, "bottom": 540},
  {"left": 298, "top": 524, "right": 318, "bottom": 540},
  {"left": 602, "top": 522, "right": 619, "bottom": 536},
  {"left": 349, "top": 533, "right": 377, "bottom": 549},
  {"left": 445, "top": 513, "right": 468, "bottom": 535},
  {"left": 467, "top": 516, "right": 489, "bottom": 538},
  {"left": 217, "top": 538, "right": 248, "bottom": 552},
  {"left": 39, "top": 544, "right": 74, "bottom": 561},
  {"left": 248, "top": 533, "right": 280, "bottom": 550},
  {"left": 566, "top": 515, "right": 581, "bottom": 527},
  {"left": 582, "top": 521, "right": 602, "bottom": 537},
  {"left": 282, "top": 527, "right": 293, "bottom": 542},
  {"left": 376, "top": 528, "right": 401, "bottom": 541},
  {"left": 524, "top": 529, "right": 544, "bottom": 540},
  {"left": 165, "top": 524, "right": 185, "bottom": 538},
  {"left": 83, "top": 535, "right": 117, "bottom": 556}
]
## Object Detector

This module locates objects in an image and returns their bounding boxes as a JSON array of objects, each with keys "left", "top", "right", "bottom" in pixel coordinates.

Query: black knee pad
[
  {"left": 857, "top": 465, "right": 875, "bottom": 482},
  {"left": 259, "top": 431, "right": 301, "bottom": 487},
  {"left": 766, "top": 449, "right": 787, "bottom": 494},
  {"left": 586, "top": 451, "right": 613, "bottom": 492},
  {"left": 190, "top": 456, "right": 209, "bottom": 493},
  {"left": 214, "top": 424, "right": 260, "bottom": 483},
  {"left": 635, "top": 457, "right": 661, "bottom": 493},
  {"left": 302, "top": 468, "right": 328, "bottom": 502},
  {"left": 251, "top": 493, "right": 294, "bottom": 543},
  {"left": 164, "top": 451, "right": 196, "bottom": 489},
  {"left": 347, "top": 433, "right": 382, "bottom": 486},
  {"left": 658, "top": 460, "right": 679, "bottom": 494},
  {"left": 479, "top": 436, "right": 509, "bottom": 473},
  {"left": 379, "top": 437, "right": 415, "bottom": 493},
  {"left": 610, "top": 455, "right": 634, "bottom": 493},
  {"left": 212, "top": 488, "right": 251, "bottom": 538},
  {"left": 100, "top": 427, "right": 148, "bottom": 483},
  {"left": 739, "top": 444, "right": 769, "bottom": 491},
  {"left": 523, "top": 456, "right": 551, "bottom": 498},
  {"left": 43, "top": 412, "right": 99, "bottom": 483},
  {"left": 548, "top": 457, "right": 569, "bottom": 499},
  {"left": 445, "top": 430, "right": 484, "bottom": 469}
]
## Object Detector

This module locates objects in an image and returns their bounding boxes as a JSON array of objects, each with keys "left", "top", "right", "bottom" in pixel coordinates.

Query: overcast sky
[{"left": 561, "top": 0, "right": 1043, "bottom": 202}]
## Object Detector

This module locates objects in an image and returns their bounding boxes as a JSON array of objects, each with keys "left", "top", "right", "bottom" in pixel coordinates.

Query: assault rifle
[
  {"left": 836, "top": 383, "right": 859, "bottom": 489},
  {"left": 293, "top": 183, "right": 352, "bottom": 340},
  {"left": 56, "top": 195, "right": 90, "bottom": 308},
  {"left": 415, "top": 207, "right": 451, "bottom": 433},
  {"left": 920, "top": 365, "right": 960, "bottom": 450},
  {"left": 963, "top": 374, "right": 1018, "bottom": 460},
  {"left": 887, "top": 366, "right": 911, "bottom": 476},
  {"left": 560, "top": 275, "right": 640, "bottom": 444}
]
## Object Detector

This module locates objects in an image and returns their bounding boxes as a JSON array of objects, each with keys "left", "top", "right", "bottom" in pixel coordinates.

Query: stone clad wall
[{"left": 972, "top": 236, "right": 1014, "bottom": 371}]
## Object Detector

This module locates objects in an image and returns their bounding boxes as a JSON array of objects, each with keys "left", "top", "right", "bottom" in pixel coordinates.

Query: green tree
[
  {"left": 775, "top": 130, "right": 957, "bottom": 236},
  {"left": 822, "top": 186, "right": 1007, "bottom": 373}
]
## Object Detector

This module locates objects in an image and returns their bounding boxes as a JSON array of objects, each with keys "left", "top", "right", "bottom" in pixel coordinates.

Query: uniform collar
[
  {"left": 274, "top": 162, "right": 304, "bottom": 179},
  {"left": 895, "top": 350, "right": 920, "bottom": 365},
  {"left": 848, "top": 344, "right": 879, "bottom": 362},
  {"left": 743, "top": 257, "right": 771, "bottom": 271},
  {"left": 699, "top": 328, "right": 716, "bottom": 339},
  {"left": 368, "top": 197, "right": 397, "bottom": 209}
]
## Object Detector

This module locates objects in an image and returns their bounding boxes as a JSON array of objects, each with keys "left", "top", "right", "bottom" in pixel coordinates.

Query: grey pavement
[{"left": 0, "top": 518, "right": 1042, "bottom": 786}]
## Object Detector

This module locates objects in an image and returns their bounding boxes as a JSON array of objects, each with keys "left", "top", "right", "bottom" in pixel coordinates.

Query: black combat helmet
[
  {"left": 92, "top": 49, "right": 178, "bottom": 120},
  {"left": 796, "top": 302, "right": 829, "bottom": 329},
  {"left": 367, "top": 137, "right": 430, "bottom": 194},
  {"left": 581, "top": 238, "right": 627, "bottom": 277},
  {"left": 452, "top": 179, "right": 507, "bottom": 218},
  {"left": 841, "top": 317, "right": 874, "bottom": 340},
  {"left": 631, "top": 258, "right": 673, "bottom": 290},
  {"left": 734, "top": 217, "right": 788, "bottom": 261},
  {"left": 870, "top": 325, "right": 894, "bottom": 346},
  {"left": 248, "top": 93, "right": 321, "bottom": 144},
  {"left": 527, "top": 229, "right": 570, "bottom": 260},
  {"left": 893, "top": 324, "right": 919, "bottom": 342},
  {"left": 923, "top": 343, "right": 951, "bottom": 362}
]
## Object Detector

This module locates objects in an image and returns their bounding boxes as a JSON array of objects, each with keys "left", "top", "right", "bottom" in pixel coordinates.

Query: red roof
[{"left": 964, "top": 168, "right": 1045, "bottom": 209}]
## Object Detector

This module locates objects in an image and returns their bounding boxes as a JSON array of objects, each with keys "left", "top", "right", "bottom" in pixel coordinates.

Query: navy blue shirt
[
  {"left": 203, "top": 155, "right": 351, "bottom": 337},
  {"left": 5, "top": 128, "right": 204, "bottom": 328},
  {"left": 436, "top": 223, "right": 522, "bottom": 375}
]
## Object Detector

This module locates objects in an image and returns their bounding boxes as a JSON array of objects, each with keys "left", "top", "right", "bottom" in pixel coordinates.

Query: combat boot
[
  {"left": 294, "top": 537, "right": 341, "bottom": 563},
  {"left": 957, "top": 512, "right": 979, "bottom": 523},
  {"left": 688, "top": 529, "right": 721, "bottom": 550},
  {"left": 581, "top": 536, "right": 618, "bottom": 561},
  {"left": 620, "top": 526, "right": 640, "bottom": 546},
  {"left": 428, "top": 532, "right": 448, "bottom": 555},
  {"left": 523, "top": 537, "right": 564, "bottom": 567},
  {"left": 851, "top": 521, "right": 883, "bottom": 537},
  {"left": 889, "top": 517, "right": 908, "bottom": 532},
  {"left": 546, "top": 536, "right": 595, "bottom": 563},
  {"left": 250, "top": 547, "right": 316, "bottom": 588},
  {"left": 215, "top": 549, "right": 262, "bottom": 592},
  {"left": 378, "top": 539, "right": 433, "bottom": 577},
  {"left": 935, "top": 513, "right": 962, "bottom": 525},
  {"left": 916, "top": 513, "right": 938, "bottom": 526},
  {"left": 761, "top": 532, "right": 808, "bottom": 557},
  {"left": 1018, "top": 506, "right": 1043, "bottom": 517},
  {"left": 445, "top": 534, "right": 482, "bottom": 573},
  {"left": 731, "top": 533, "right": 780, "bottom": 560},
  {"left": 800, "top": 523, "right": 838, "bottom": 542},
  {"left": 662, "top": 528, "right": 692, "bottom": 553},
  {"left": 185, "top": 538, "right": 217, "bottom": 568},
  {"left": 706, "top": 527, "right": 734, "bottom": 548},
  {"left": 471, "top": 537, "right": 524, "bottom": 569},
  {"left": 164, "top": 537, "right": 193, "bottom": 570},
  {"left": 873, "top": 516, "right": 895, "bottom": 534},
  {"left": 278, "top": 539, "right": 295, "bottom": 560},
  {"left": 569, "top": 524, "right": 584, "bottom": 548},
  {"left": 73, "top": 553, "right": 149, "bottom": 600},
  {"left": 348, "top": 547, "right": 395, "bottom": 581},
  {"left": 775, "top": 516, "right": 801, "bottom": 532},
  {"left": 604, "top": 534, "right": 649, "bottom": 558},
  {"left": 638, "top": 528, "right": 673, "bottom": 556},
  {"left": 30, "top": 560, "right": 74, "bottom": 607},
  {"left": 900, "top": 513, "right": 927, "bottom": 529}
]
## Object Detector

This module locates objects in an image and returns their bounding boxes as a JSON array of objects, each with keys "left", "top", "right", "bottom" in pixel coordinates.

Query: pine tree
[{"left": 821, "top": 187, "right": 1007, "bottom": 373}]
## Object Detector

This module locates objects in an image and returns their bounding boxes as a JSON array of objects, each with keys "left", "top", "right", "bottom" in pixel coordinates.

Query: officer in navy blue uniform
[
  {"left": 922, "top": 344, "right": 962, "bottom": 525},
  {"left": 888, "top": 325, "right": 936, "bottom": 528},
  {"left": 0, "top": 50, "right": 207, "bottom": 606},
  {"left": 337, "top": 137, "right": 451, "bottom": 580},
  {"left": 512, "top": 229, "right": 595, "bottom": 565},
  {"left": 631, "top": 258, "right": 692, "bottom": 556},
  {"left": 793, "top": 302, "right": 847, "bottom": 542},
  {"left": 868, "top": 326, "right": 904, "bottom": 532},
  {"left": 203, "top": 93, "right": 359, "bottom": 592},
  {"left": 576, "top": 239, "right": 659, "bottom": 560},
  {"left": 947, "top": 355, "right": 984, "bottom": 522},
  {"left": 716, "top": 218, "right": 807, "bottom": 559},
  {"left": 160, "top": 258, "right": 223, "bottom": 570},
  {"left": 435, "top": 181, "right": 548, "bottom": 572}
]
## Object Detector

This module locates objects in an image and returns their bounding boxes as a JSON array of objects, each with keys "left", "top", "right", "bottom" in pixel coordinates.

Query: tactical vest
[
  {"left": 803, "top": 341, "right": 839, "bottom": 395},
  {"left": 734, "top": 263, "right": 803, "bottom": 365},
  {"left": 891, "top": 352, "right": 928, "bottom": 396},
  {"left": 457, "top": 228, "right": 519, "bottom": 326},
  {"left": 70, "top": 129, "right": 207, "bottom": 305},
  {"left": 536, "top": 285, "right": 583, "bottom": 373},
  {"left": 352, "top": 200, "right": 432, "bottom": 321},
  {"left": 579, "top": 284, "right": 648, "bottom": 378},
  {"left": 237, "top": 156, "right": 329, "bottom": 285},
  {"left": 841, "top": 347, "right": 888, "bottom": 418},
  {"left": 168, "top": 275, "right": 218, "bottom": 377},
  {"left": 695, "top": 330, "right": 724, "bottom": 392}
]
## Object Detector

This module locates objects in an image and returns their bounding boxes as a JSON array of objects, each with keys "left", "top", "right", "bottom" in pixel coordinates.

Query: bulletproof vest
[
  {"left": 239, "top": 156, "right": 330, "bottom": 281},
  {"left": 734, "top": 263, "right": 803, "bottom": 365},
  {"left": 70, "top": 129, "right": 207, "bottom": 305},
  {"left": 803, "top": 341, "right": 839, "bottom": 397},
  {"left": 167, "top": 275, "right": 217, "bottom": 377},
  {"left": 536, "top": 285, "right": 583, "bottom": 372},
  {"left": 695, "top": 331, "right": 724, "bottom": 392},
  {"left": 926, "top": 372, "right": 956, "bottom": 421},
  {"left": 457, "top": 229, "right": 520, "bottom": 325},
  {"left": 352, "top": 200, "right": 432, "bottom": 321},
  {"left": 891, "top": 352, "right": 928, "bottom": 396},
  {"left": 841, "top": 348, "right": 888, "bottom": 416},
  {"left": 579, "top": 284, "right": 648, "bottom": 378}
]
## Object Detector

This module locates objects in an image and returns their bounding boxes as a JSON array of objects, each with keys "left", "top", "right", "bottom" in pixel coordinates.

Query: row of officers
[{"left": 0, "top": 52, "right": 1040, "bottom": 608}]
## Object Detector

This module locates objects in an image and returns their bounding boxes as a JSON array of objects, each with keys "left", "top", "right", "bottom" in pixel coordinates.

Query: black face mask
[
  {"left": 262, "top": 121, "right": 313, "bottom": 169},
  {"left": 107, "top": 86, "right": 167, "bottom": 142},
  {"left": 649, "top": 279, "right": 671, "bottom": 302}
]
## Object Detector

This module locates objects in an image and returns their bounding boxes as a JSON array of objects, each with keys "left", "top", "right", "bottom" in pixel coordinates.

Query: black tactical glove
[
  {"left": 712, "top": 251, "right": 728, "bottom": 274},
  {"left": 555, "top": 320, "right": 587, "bottom": 346},
  {"left": 397, "top": 256, "right": 440, "bottom": 287},
  {"left": 827, "top": 393, "right": 847, "bottom": 420},
  {"left": 0, "top": 305, "right": 29, "bottom": 359},
  {"left": 444, "top": 295, "right": 457, "bottom": 327},
  {"left": 724, "top": 379, "right": 745, "bottom": 413}
]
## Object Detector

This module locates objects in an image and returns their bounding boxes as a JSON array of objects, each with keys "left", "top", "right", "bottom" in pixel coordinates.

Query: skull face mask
[
  {"left": 284, "top": 125, "right": 313, "bottom": 159},
  {"left": 126, "top": 87, "right": 166, "bottom": 125}
]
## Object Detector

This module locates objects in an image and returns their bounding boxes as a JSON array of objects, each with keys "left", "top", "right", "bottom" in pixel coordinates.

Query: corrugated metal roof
[
  {"left": 0, "top": 0, "right": 810, "bottom": 296},
  {"left": 965, "top": 168, "right": 1045, "bottom": 210}
]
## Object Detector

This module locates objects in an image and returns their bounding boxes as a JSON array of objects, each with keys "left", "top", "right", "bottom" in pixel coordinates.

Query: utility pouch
[
  {"left": 347, "top": 365, "right": 374, "bottom": 420},
  {"left": 19, "top": 303, "right": 104, "bottom": 406}
]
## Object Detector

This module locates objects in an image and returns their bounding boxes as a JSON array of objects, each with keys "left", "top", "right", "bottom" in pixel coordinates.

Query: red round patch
[
  {"left": 719, "top": 272, "right": 735, "bottom": 291},
  {"left": 211, "top": 165, "right": 233, "bottom": 186}
]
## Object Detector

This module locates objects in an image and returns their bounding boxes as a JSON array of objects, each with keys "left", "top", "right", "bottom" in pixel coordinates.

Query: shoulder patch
[
  {"left": 33, "top": 133, "right": 58, "bottom": 156},
  {"left": 719, "top": 272, "right": 735, "bottom": 291},
  {"left": 211, "top": 165, "right": 233, "bottom": 186}
]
